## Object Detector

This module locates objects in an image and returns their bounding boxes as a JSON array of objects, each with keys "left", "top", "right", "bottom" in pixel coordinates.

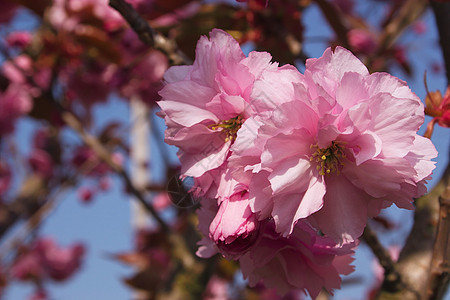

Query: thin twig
[
  {"left": 60, "top": 109, "right": 170, "bottom": 232},
  {"left": 377, "top": 161, "right": 450, "bottom": 299},
  {"left": 366, "top": 0, "right": 428, "bottom": 71},
  {"left": 425, "top": 186, "right": 450, "bottom": 300},
  {"left": 362, "top": 224, "right": 415, "bottom": 295},
  {"left": 59, "top": 105, "right": 202, "bottom": 272},
  {"left": 430, "top": 1, "right": 450, "bottom": 85},
  {"left": 363, "top": 224, "right": 397, "bottom": 277},
  {"left": 314, "top": 0, "right": 350, "bottom": 49},
  {"left": 108, "top": 0, "right": 191, "bottom": 65}
]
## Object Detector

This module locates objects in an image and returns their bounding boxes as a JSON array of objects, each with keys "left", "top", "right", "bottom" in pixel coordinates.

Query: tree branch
[
  {"left": 430, "top": 1, "right": 450, "bottom": 85},
  {"left": 425, "top": 183, "right": 450, "bottom": 299},
  {"left": 377, "top": 161, "right": 450, "bottom": 299},
  {"left": 363, "top": 224, "right": 416, "bottom": 296},
  {"left": 108, "top": 0, "right": 191, "bottom": 65},
  {"left": 314, "top": 0, "right": 350, "bottom": 49},
  {"left": 60, "top": 109, "right": 170, "bottom": 232},
  {"left": 366, "top": 0, "right": 428, "bottom": 71}
]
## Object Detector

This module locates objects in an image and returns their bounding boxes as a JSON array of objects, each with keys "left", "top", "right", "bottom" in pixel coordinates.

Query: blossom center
[
  {"left": 210, "top": 115, "right": 243, "bottom": 142},
  {"left": 310, "top": 141, "right": 346, "bottom": 175}
]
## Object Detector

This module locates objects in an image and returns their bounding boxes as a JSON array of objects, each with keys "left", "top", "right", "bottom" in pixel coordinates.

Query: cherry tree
[{"left": 0, "top": 0, "right": 449, "bottom": 299}]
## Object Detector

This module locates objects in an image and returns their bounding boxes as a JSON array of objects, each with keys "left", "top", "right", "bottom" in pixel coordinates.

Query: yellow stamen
[
  {"left": 209, "top": 115, "right": 243, "bottom": 142},
  {"left": 310, "top": 141, "right": 346, "bottom": 176}
]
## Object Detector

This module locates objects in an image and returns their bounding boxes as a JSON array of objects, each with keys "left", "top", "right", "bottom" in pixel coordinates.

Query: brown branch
[
  {"left": 366, "top": 0, "right": 428, "bottom": 71},
  {"left": 377, "top": 161, "right": 450, "bottom": 299},
  {"left": 60, "top": 110, "right": 170, "bottom": 232},
  {"left": 109, "top": 0, "right": 156, "bottom": 46},
  {"left": 0, "top": 175, "right": 47, "bottom": 240},
  {"left": 362, "top": 224, "right": 417, "bottom": 296},
  {"left": 378, "top": 0, "right": 428, "bottom": 50},
  {"left": 108, "top": 0, "right": 191, "bottom": 65},
  {"left": 431, "top": 1, "right": 450, "bottom": 85},
  {"left": 313, "top": 0, "right": 350, "bottom": 49},
  {"left": 425, "top": 185, "right": 450, "bottom": 299}
]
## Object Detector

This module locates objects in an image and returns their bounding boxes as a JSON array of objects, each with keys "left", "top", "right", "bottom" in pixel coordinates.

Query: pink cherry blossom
[
  {"left": 158, "top": 29, "right": 291, "bottom": 198},
  {"left": 197, "top": 200, "right": 355, "bottom": 297},
  {"left": 232, "top": 47, "right": 437, "bottom": 243},
  {"left": 0, "top": 83, "right": 32, "bottom": 135},
  {"left": 239, "top": 221, "right": 356, "bottom": 298}
]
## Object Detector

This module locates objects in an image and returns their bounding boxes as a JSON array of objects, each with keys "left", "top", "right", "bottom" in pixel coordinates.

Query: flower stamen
[
  {"left": 310, "top": 141, "right": 346, "bottom": 176},
  {"left": 210, "top": 115, "right": 243, "bottom": 142}
]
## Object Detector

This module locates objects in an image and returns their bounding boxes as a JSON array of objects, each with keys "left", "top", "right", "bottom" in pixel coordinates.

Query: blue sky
[{"left": 2, "top": 2, "right": 449, "bottom": 299}]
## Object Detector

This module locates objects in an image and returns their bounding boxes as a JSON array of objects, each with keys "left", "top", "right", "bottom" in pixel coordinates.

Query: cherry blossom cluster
[
  {"left": 11, "top": 237, "right": 85, "bottom": 282},
  {"left": 158, "top": 29, "right": 437, "bottom": 297},
  {"left": 0, "top": 0, "right": 169, "bottom": 138}
]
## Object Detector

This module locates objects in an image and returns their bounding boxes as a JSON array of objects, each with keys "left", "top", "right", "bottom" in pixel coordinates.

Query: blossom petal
[
  {"left": 311, "top": 175, "right": 368, "bottom": 243},
  {"left": 272, "top": 176, "right": 325, "bottom": 236}
]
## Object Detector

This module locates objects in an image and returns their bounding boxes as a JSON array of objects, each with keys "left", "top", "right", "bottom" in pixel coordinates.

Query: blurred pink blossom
[
  {"left": 6, "top": 31, "right": 32, "bottom": 49},
  {"left": 65, "top": 63, "right": 114, "bottom": 105},
  {"left": 412, "top": 21, "right": 427, "bottom": 35},
  {"left": 153, "top": 192, "right": 172, "bottom": 211},
  {"left": 35, "top": 238, "right": 86, "bottom": 281},
  {"left": 47, "top": 0, "right": 124, "bottom": 32},
  {"left": 77, "top": 186, "right": 94, "bottom": 203},
  {"left": 348, "top": 28, "right": 377, "bottom": 55},
  {"left": 203, "top": 275, "right": 230, "bottom": 300},
  {"left": 117, "top": 50, "right": 168, "bottom": 106},
  {"left": 11, "top": 249, "right": 45, "bottom": 281},
  {"left": 2, "top": 55, "right": 50, "bottom": 92},
  {"left": 11, "top": 238, "right": 85, "bottom": 282},
  {"left": 29, "top": 149, "right": 54, "bottom": 178}
]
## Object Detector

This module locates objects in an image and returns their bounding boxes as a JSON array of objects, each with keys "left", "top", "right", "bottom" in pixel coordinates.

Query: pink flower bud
[{"left": 209, "top": 191, "right": 259, "bottom": 259}]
